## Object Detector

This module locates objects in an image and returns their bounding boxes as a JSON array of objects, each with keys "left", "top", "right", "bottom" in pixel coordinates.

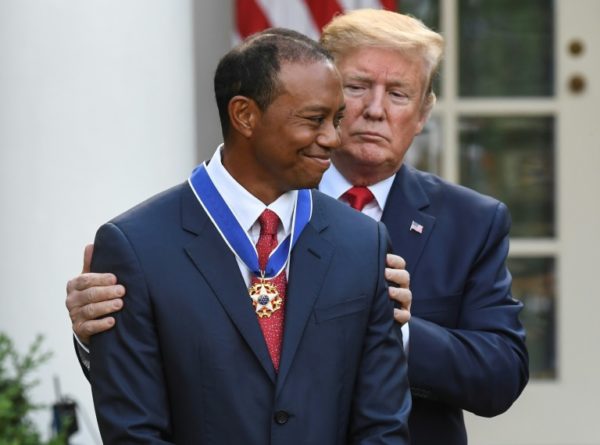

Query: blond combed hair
[{"left": 320, "top": 9, "right": 444, "bottom": 110}]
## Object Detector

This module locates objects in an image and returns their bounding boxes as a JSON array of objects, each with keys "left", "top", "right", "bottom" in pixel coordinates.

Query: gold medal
[{"left": 249, "top": 278, "right": 282, "bottom": 318}]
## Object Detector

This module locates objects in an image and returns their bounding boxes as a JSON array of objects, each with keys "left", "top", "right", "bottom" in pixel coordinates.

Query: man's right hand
[
  {"left": 385, "top": 253, "right": 412, "bottom": 326},
  {"left": 66, "top": 244, "right": 125, "bottom": 345}
]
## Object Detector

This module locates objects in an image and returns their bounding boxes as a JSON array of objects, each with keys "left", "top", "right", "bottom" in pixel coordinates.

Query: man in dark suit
[
  {"left": 317, "top": 10, "right": 528, "bottom": 444},
  {"left": 85, "top": 30, "right": 410, "bottom": 444},
  {"left": 67, "top": 10, "right": 528, "bottom": 445}
]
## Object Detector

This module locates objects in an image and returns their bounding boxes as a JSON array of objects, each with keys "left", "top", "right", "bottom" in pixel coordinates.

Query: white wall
[
  {"left": 192, "top": 0, "right": 234, "bottom": 160},
  {"left": 0, "top": 1, "right": 230, "bottom": 443}
]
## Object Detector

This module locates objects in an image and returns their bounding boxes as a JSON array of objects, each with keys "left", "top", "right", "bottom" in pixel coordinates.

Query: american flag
[
  {"left": 410, "top": 220, "right": 424, "bottom": 234},
  {"left": 235, "top": 0, "right": 397, "bottom": 42}
]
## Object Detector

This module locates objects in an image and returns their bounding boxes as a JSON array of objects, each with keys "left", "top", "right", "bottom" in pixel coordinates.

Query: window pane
[
  {"left": 398, "top": 0, "right": 442, "bottom": 98},
  {"left": 459, "top": 0, "right": 554, "bottom": 97},
  {"left": 398, "top": 0, "right": 440, "bottom": 31},
  {"left": 404, "top": 115, "right": 442, "bottom": 175},
  {"left": 459, "top": 116, "right": 555, "bottom": 237},
  {"left": 508, "top": 257, "right": 556, "bottom": 379}
]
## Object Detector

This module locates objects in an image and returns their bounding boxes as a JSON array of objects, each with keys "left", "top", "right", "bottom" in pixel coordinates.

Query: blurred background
[{"left": 1, "top": 0, "right": 598, "bottom": 443}]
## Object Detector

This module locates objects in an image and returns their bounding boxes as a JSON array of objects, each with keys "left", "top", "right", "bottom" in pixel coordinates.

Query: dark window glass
[
  {"left": 399, "top": 0, "right": 442, "bottom": 98},
  {"left": 460, "top": 116, "right": 555, "bottom": 237},
  {"left": 508, "top": 257, "right": 556, "bottom": 379},
  {"left": 459, "top": 0, "right": 554, "bottom": 97},
  {"left": 404, "top": 116, "right": 442, "bottom": 175},
  {"left": 398, "top": 0, "right": 440, "bottom": 31}
]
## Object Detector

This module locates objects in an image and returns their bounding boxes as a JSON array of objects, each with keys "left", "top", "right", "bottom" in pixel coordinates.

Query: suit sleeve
[
  {"left": 408, "top": 202, "right": 529, "bottom": 417},
  {"left": 90, "top": 222, "right": 174, "bottom": 444},
  {"left": 348, "top": 223, "right": 411, "bottom": 444}
]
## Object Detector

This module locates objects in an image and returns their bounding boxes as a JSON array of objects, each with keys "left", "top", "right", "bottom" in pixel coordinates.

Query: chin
[
  {"left": 339, "top": 143, "right": 378, "bottom": 161},
  {"left": 298, "top": 175, "right": 322, "bottom": 190}
]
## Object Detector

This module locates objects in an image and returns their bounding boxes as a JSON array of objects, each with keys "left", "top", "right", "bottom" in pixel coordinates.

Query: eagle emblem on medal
[{"left": 249, "top": 280, "right": 282, "bottom": 318}]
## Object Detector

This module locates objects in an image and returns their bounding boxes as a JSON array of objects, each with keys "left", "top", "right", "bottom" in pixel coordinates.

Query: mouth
[
  {"left": 303, "top": 152, "right": 331, "bottom": 169},
  {"left": 354, "top": 131, "right": 388, "bottom": 142}
]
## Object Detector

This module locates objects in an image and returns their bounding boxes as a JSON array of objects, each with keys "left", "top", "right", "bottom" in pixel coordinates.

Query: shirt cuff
[
  {"left": 401, "top": 322, "right": 410, "bottom": 355},
  {"left": 73, "top": 332, "right": 90, "bottom": 353},
  {"left": 73, "top": 332, "right": 91, "bottom": 370}
]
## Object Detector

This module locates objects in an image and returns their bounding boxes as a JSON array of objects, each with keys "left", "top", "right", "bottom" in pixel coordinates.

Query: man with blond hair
[{"left": 66, "top": 9, "right": 528, "bottom": 444}]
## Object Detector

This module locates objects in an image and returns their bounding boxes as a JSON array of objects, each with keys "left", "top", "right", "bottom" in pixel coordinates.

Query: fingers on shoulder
[
  {"left": 77, "top": 317, "right": 116, "bottom": 340},
  {"left": 385, "top": 268, "right": 410, "bottom": 288},
  {"left": 386, "top": 253, "right": 406, "bottom": 269},
  {"left": 66, "top": 285, "right": 125, "bottom": 317},
  {"left": 67, "top": 273, "right": 117, "bottom": 293},
  {"left": 389, "top": 287, "right": 412, "bottom": 308},
  {"left": 393, "top": 308, "right": 411, "bottom": 325},
  {"left": 72, "top": 299, "right": 123, "bottom": 332}
]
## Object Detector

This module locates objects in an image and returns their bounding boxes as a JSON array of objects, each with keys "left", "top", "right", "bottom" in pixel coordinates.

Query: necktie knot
[
  {"left": 256, "top": 209, "right": 280, "bottom": 270},
  {"left": 342, "top": 186, "right": 375, "bottom": 211},
  {"left": 258, "top": 209, "right": 280, "bottom": 237}
]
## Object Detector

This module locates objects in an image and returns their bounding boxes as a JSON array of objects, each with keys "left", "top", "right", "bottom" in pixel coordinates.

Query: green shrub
[{"left": 0, "top": 333, "right": 69, "bottom": 445}]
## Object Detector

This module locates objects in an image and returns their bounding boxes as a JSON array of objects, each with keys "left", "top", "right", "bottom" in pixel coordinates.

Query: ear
[
  {"left": 228, "top": 96, "right": 260, "bottom": 138},
  {"left": 415, "top": 110, "right": 429, "bottom": 135}
]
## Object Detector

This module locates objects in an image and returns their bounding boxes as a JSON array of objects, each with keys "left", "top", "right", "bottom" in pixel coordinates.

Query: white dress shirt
[
  {"left": 205, "top": 144, "right": 297, "bottom": 286},
  {"left": 320, "top": 164, "right": 410, "bottom": 352}
]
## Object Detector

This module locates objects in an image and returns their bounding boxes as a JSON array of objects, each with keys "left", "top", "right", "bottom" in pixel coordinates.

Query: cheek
[
  {"left": 388, "top": 124, "right": 410, "bottom": 148},
  {"left": 390, "top": 109, "right": 420, "bottom": 134},
  {"left": 340, "top": 100, "right": 363, "bottom": 128},
  {"left": 387, "top": 124, "right": 413, "bottom": 158}
]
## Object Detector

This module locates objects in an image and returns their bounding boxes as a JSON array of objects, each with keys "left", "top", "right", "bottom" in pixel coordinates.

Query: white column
[{"left": 0, "top": 1, "right": 230, "bottom": 442}]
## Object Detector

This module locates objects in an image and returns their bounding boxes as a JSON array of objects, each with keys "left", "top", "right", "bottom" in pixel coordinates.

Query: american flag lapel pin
[{"left": 410, "top": 220, "right": 424, "bottom": 234}]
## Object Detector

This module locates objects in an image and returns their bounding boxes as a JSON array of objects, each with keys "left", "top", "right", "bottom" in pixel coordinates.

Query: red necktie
[
  {"left": 342, "top": 186, "right": 375, "bottom": 211},
  {"left": 250, "top": 209, "right": 287, "bottom": 371}
]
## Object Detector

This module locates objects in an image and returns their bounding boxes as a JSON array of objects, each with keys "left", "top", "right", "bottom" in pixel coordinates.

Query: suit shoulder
[{"left": 108, "top": 182, "right": 189, "bottom": 227}]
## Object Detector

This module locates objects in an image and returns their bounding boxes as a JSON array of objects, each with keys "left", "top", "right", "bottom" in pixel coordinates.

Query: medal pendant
[{"left": 249, "top": 278, "right": 282, "bottom": 318}]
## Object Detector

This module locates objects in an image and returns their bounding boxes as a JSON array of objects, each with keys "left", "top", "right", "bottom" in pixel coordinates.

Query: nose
[
  {"left": 316, "top": 121, "right": 341, "bottom": 149},
  {"left": 363, "top": 87, "right": 385, "bottom": 120}
]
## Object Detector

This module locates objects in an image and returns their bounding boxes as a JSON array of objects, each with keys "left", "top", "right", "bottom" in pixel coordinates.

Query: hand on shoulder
[{"left": 65, "top": 244, "right": 125, "bottom": 344}]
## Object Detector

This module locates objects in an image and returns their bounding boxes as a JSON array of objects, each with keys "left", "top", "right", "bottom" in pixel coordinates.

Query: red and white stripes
[{"left": 235, "top": 0, "right": 396, "bottom": 43}]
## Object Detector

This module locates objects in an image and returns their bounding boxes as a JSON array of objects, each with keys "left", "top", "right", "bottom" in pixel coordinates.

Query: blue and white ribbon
[{"left": 188, "top": 163, "right": 312, "bottom": 278}]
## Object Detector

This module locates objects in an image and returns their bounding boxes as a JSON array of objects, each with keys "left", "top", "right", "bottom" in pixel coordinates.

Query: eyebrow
[
  {"left": 299, "top": 104, "right": 347, "bottom": 114},
  {"left": 344, "top": 73, "right": 372, "bottom": 83},
  {"left": 345, "top": 73, "right": 407, "bottom": 89}
]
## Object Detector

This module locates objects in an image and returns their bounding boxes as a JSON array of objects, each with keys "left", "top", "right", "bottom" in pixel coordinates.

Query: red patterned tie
[
  {"left": 251, "top": 209, "right": 287, "bottom": 372},
  {"left": 342, "top": 186, "right": 375, "bottom": 211}
]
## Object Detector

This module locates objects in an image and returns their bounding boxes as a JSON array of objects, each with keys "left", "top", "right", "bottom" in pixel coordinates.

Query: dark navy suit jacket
[
  {"left": 380, "top": 165, "right": 529, "bottom": 445},
  {"left": 89, "top": 184, "right": 411, "bottom": 444}
]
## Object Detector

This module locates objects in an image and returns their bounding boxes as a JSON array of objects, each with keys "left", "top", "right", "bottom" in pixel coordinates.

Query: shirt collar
[
  {"left": 205, "top": 144, "right": 296, "bottom": 235},
  {"left": 319, "top": 163, "right": 395, "bottom": 210}
]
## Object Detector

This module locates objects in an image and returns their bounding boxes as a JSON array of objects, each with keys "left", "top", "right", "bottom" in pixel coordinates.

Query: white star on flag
[{"left": 410, "top": 220, "right": 424, "bottom": 234}]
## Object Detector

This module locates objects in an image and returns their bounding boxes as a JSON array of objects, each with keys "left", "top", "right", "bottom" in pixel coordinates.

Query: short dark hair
[{"left": 214, "top": 28, "right": 333, "bottom": 138}]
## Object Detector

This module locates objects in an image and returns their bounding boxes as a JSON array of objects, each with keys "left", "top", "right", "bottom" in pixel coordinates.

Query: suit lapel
[
  {"left": 276, "top": 193, "right": 334, "bottom": 391},
  {"left": 381, "top": 165, "right": 435, "bottom": 274},
  {"left": 181, "top": 185, "right": 277, "bottom": 383}
]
